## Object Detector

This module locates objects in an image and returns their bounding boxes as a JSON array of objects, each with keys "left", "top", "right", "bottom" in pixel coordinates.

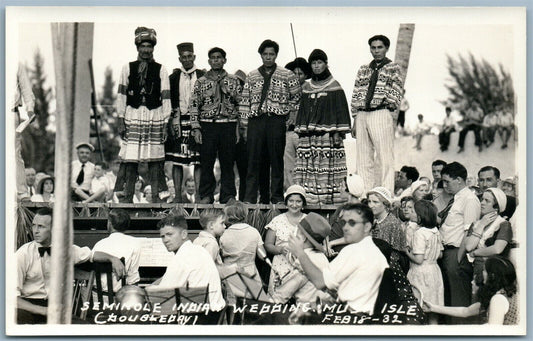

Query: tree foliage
[
  {"left": 444, "top": 53, "right": 514, "bottom": 116},
  {"left": 21, "top": 49, "right": 55, "bottom": 174},
  {"left": 93, "top": 66, "right": 121, "bottom": 164}
]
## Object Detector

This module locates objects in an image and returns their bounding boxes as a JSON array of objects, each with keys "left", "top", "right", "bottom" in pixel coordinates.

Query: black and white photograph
[{"left": 5, "top": 6, "right": 526, "bottom": 336}]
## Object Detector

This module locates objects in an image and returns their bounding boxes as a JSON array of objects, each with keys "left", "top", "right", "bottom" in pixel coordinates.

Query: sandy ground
[{"left": 344, "top": 130, "right": 517, "bottom": 179}]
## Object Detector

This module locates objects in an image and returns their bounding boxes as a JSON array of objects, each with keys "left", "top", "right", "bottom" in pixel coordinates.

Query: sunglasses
[{"left": 338, "top": 219, "right": 366, "bottom": 227}]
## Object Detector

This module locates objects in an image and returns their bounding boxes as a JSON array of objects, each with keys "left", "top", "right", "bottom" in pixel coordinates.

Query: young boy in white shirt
[{"left": 193, "top": 208, "right": 226, "bottom": 264}]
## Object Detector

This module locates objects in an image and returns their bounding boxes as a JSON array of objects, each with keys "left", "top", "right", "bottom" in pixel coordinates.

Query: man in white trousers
[{"left": 351, "top": 35, "right": 404, "bottom": 194}]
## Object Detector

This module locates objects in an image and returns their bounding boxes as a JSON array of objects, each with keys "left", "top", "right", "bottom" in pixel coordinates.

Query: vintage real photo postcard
[{"left": 5, "top": 6, "right": 526, "bottom": 336}]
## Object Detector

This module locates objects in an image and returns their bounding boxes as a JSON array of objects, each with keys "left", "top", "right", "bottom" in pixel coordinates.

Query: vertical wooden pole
[{"left": 48, "top": 22, "right": 77, "bottom": 324}]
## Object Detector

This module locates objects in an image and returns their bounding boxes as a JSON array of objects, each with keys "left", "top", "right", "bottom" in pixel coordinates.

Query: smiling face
[
  {"left": 286, "top": 194, "right": 304, "bottom": 214},
  {"left": 370, "top": 39, "right": 389, "bottom": 62},
  {"left": 160, "top": 225, "right": 188, "bottom": 253},
  {"left": 261, "top": 47, "right": 277, "bottom": 68},
  {"left": 339, "top": 210, "right": 371, "bottom": 244},
  {"left": 32, "top": 214, "right": 52, "bottom": 246}
]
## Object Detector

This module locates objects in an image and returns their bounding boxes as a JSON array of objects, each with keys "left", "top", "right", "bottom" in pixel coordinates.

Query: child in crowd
[
  {"left": 193, "top": 208, "right": 226, "bottom": 264},
  {"left": 83, "top": 162, "right": 112, "bottom": 203},
  {"left": 401, "top": 196, "right": 419, "bottom": 249},
  {"left": 405, "top": 200, "right": 444, "bottom": 324},
  {"left": 424, "top": 256, "right": 518, "bottom": 325}
]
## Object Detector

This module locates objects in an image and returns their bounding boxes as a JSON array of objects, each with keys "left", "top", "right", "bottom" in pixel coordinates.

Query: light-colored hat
[
  {"left": 346, "top": 173, "right": 365, "bottom": 198},
  {"left": 410, "top": 180, "right": 427, "bottom": 194},
  {"left": 502, "top": 176, "right": 516, "bottom": 185},
  {"left": 284, "top": 185, "right": 307, "bottom": 203},
  {"left": 368, "top": 186, "right": 393, "bottom": 205},
  {"left": 297, "top": 212, "right": 331, "bottom": 252},
  {"left": 75, "top": 142, "right": 95, "bottom": 152},
  {"left": 486, "top": 187, "right": 507, "bottom": 213}
]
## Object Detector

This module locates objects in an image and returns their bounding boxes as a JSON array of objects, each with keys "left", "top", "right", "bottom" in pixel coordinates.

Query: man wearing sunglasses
[{"left": 288, "top": 203, "right": 388, "bottom": 315}]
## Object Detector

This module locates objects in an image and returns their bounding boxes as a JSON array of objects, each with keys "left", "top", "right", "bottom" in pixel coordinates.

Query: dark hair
[
  {"left": 436, "top": 180, "right": 444, "bottom": 189},
  {"left": 157, "top": 214, "right": 188, "bottom": 230},
  {"left": 432, "top": 159, "right": 447, "bottom": 168},
  {"left": 340, "top": 203, "right": 374, "bottom": 225},
  {"left": 445, "top": 106, "right": 452, "bottom": 112},
  {"left": 208, "top": 47, "right": 226, "bottom": 58},
  {"left": 224, "top": 201, "right": 248, "bottom": 225},
  {"left": 478, "top": 166, "right": 501, "bottom": 179},
  {"left": 368, "top": 34, "right": 390, "bottom": 48},
  {"left": 400, "top": 196, "right": 415, "bottom": 206},
  {"left": 258, "top": 39, "right": 279, "bottom": 54},
  {"left": 184, "top": 177, "right": 195, "bottom": 186},
  {"left": 35, "top": 207, "right": 53, "bottom": 223},
  {"left": 477, "top": 256, "right": 517, "bottom": 311},
  {"left": 441, "top": 162, "right": 468, "bottom": 181},
  {"left": 199, "top": 208, "right": 224, "bottom": 230},
  {"left": 414, "top": 200, "right": 438, "bottom": 228},
  {"left": 108, "top": 209, "right": 130, "bottom": 232},
  {"left": 37, "top": 177, "right": 54, "bottom": 194},
  {"left": 284, "top": 193, "right": 306, "bottom": 207},
  {"left": 400, "top": 166, "right": 419, "bottom": 183},
  {"left": 95, "top": 161, "right": 108, "bottom": 170}
]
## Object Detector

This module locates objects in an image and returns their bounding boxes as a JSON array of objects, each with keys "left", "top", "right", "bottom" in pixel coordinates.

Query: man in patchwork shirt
[
  {"left": 239, "top": 39, "right": 301, "bottom": 204},
  {"left": 190, "top": 47, "right": 242, "bottom": 204},
  {"left": 351, "top": 34, "right": 404, "bottom": 194}
]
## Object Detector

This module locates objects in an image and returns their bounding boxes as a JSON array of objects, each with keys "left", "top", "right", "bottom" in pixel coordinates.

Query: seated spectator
[
  {"left": 143, "top": 185, "right": 153, "bottom": 203},
  {"left": 424, "top": 256, "right": 518, "bottom": 325},
  {"left": 193, "top": 208, "right": 226, "bottom": 264},
  {"left": 264, "top": 185, "right": 307, "bottom": 294},
  {"left": 502, "top": 176, "right": 517, "bottom": 200},
  {"left": 17, "top": 208, "right": 92, "bottom": 324},
  {"left": 91, "top": 209, "right": 141, "bottom": 292},
  {"left": 464, "top": 188, "right": 512, "bottom": 288},
  {"left": 497, "top": 109, "right": 514, "bottom": 149},
  {"left": 71, "top": 143, "right": 95, "bottom": 201},
  {"left": 413, "top": 114, "right": 430, "bottom": 150},
  {"left": 182, "top": 177, "right": 197, "bottom": 203},
  {"left": 457, "top": 104, "right": 483, "bottom": 153},
  {"left": 30, "top": 176, "right": 54, "bottom": 203},
  {"left": 133, "top": 177, "right": 148, "bottom": 204},
  {"left": 481, "top": 111, "right": 498, "bottom": 148},
  {"left": 270, "top": 213, "right": 334, "bottom": 306},
  {"left": 148, "top": 215, "right": 225, "bottom": 322},
  {"left": 25, "top": 168, "right": 37, "bottom": 198},
  {"left": 166, "top": 179, "right": 176, "bottom": 203},
  {"left": 219, "top": 201, "right": 268, "bottom": 300},
  {"left": 83, "top": 162, "right": 112, "bottom": 203},
  {"left": 287, "top": 203, "right": 388, "bottom": 315}
]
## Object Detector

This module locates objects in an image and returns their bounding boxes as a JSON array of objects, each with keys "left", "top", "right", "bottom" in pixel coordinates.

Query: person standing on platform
[
  {"left": 166, "top": 42, "right": 205, "bottom": 202},
  {"left": 294, "top": 49, "right": 351, "bottom": 205},
  {"left": 190, "top": 47, "right": 241, "bottom": 204},
  {"left": 115, "top": 27, "right": 171, "bottom": 203},
  {"left": 351, "top": 34, "right": 404, "bottom": 194},
  {"left": 283, "top": 57, "right": 311, "bottom": 191},
  {"left": 239, "top": 39, "right": 301, "bottom": 204}
]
